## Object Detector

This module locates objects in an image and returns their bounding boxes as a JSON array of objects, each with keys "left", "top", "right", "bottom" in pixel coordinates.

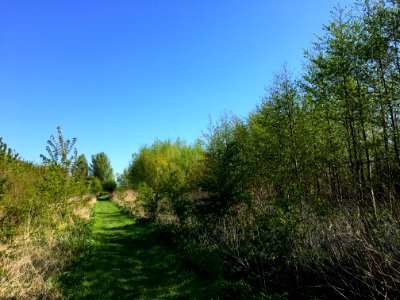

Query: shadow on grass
[
  {"left": 60, "top": 200, "right": 217, "bottom": 299},
  {"left": 97, "top": 194, "right": 111, "bottom": 201}
]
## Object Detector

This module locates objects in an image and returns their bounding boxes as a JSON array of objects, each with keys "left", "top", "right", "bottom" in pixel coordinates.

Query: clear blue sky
[{"left": 1, "top": 0, "right": 354, "bottom": 176}]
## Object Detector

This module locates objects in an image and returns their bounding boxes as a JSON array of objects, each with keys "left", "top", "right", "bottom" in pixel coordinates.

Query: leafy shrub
[
  {"left": 102, "top": 179, "right": 117, "bottom": 192},
  {"left": 136, "top": 183, "right": 157, "bottom": 220},
  {"left": 125, "top": 140, "right": 203, "bottom": 221},
  {"left": 87, "top": 176, "right": 102, "bottom": 194},
  {"left": 0, "top": 137, "right": 93, "bottom": 298}
]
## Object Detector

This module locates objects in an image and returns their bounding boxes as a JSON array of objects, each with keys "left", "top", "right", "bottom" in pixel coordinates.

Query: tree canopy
[
  {"left": 72, "top": 154, "right": 89, "bottom": 178},
  {"left": 90, "top": 152, "right": 114, "bottom": 182},
  {"left": 40, "top": 126, "right": 78, "bottom": 170}
]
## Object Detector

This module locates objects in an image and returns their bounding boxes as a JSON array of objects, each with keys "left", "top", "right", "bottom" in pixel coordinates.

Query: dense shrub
[
  {"left": 126, "top": 140, "right": 203, "bottom": 222},
  {"left": 102, "top": 179, "right": 117, "bottom": 192},
  {"left": 0, "top": 138, "right": 93, "bottom": 298},
  {"left": 87, "top": 176, "right": 102, "bottom": 194}
]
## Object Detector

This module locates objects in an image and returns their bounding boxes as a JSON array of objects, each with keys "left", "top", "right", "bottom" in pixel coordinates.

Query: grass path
[{"left": 62, "top": 198, "right": 213, "bottom": 299}]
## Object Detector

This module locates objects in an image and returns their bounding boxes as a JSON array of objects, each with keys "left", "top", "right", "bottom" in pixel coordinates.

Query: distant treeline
[{"left": 119, "top": 1, "right": 400, "bottom": 298}]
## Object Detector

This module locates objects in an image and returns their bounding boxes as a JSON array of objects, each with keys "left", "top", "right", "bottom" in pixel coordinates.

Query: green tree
[
  {"left": 127, "top": 139, "right": 203, "bottom": 221},
  {"left": 40, "top": 126, "right": 78, "bottom": 170},
  {"left": 90, "top": 152, "right": 114, "bottom": 182},
  {"left": 88, "top": 176, "right": 102, "bottom": 193},
  {"left": 302, "top": 2, "right": 400, "bottom": 216},
  {"left": 116, "top": 169, "right": 130, "bottom": 189},
  {"left": 0, "top": 138, "right": 18, "bottom": 161},
  {"left": 248, "top": 66, "right": 310, "bottom": 211},
  {"left": 196, "top": 114, "right": 251, "bottom": 215},
  {"left": 0, "top": 138, "right": 19, "bottom": 201},
  {"left": 72, "top": 154, "right": 89, "bottom": 178}
]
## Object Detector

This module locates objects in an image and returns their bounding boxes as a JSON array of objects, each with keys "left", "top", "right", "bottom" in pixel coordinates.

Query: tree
[
  {"left": 116, "top": 169, "right": 130, "bottom": 189},
  {"left": 0, "top": 138, "right": 18, "bottom": 161},
  {"left": 248, "top": 66, "right": 310, "bottom": 210},
  {"left": 302, "top": 1, "right": 400, "bottom": 216},
  {"left": 0, "top": 138, "right": 19, "bottom": 201},
  {"left": 72, "top": 154, "right": 89, "bottom": 178},
  {"left": 196, "top": 114, "right": 250, "bottom": 215},
  {"left": 40, "top": 126, "right": 78, "bottom": 170},
  {"left": 87, "top": 176, "right": 102, "bottom": 193},
  {"left": 102, "top": 179, "right": 117, "bottom": 192},
  {"left": 90, "top": 152, "right": 114, "bottom": 182},
  {"left": 127, "top": 139, "right": 203, "bottom": 221}
]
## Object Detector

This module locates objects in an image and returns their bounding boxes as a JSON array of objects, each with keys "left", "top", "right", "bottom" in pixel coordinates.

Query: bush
[
  {"left": 136, "top": 183, "right": 157, "bottom": 220},
  {"left": 87, "top": 176, "right": 102, "bottom": 194},
  {"left": 0, "top": 138, "right": 93, "bottom": 298},
  {"left": 102, "top": 179, "right": 117, "bottom": 192},
  {"left": 126, "top": 140, "right": 203, "bottom": 221}
]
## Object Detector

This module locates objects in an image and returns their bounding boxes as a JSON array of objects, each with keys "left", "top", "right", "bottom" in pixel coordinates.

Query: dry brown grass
[
  {"left": 112, "top": 189, "right": 146, "bottom": 217},
  {"left": 0, "top": 243, "right": 7, "bottom": 252},
  {"left": 72, "top": 196, "right": 96, "bottom": 220},
  {"left": 0, "top": 237, "right": 63, "bottom": 299},
  {"left": 0, "top": 194, "right": 95, "bottom": 299},
  {"left": 121, "top": 189, "right": 136, "bottom": 202}
]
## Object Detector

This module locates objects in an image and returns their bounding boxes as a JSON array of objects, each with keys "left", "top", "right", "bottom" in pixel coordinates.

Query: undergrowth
[{"left": 0, "top": 139, "right": 95, "bottom": 299}]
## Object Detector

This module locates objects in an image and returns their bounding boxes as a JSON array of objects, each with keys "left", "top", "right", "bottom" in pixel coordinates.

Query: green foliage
[
  {"left": 0, "top": 138, "right": 18, "bottom": 161},
  {"left": 116, "top": 169, "right": 130, "bottom": 188},
  {"left": 0, "top": 136, "right": 93, "bottom": 298},
  {"left": 0, "top": 159, "right": 88, "bottom": 240},
  {"left": 72, "top": 154, "right": 89, "bottom": 178},
  {"left": 87, "top": 176, "right": 102, "bottom": 194},
  {"left": 0, "top": 138, "right": 19, "bottom": 202},
  {"left": 40, "top": 126, "right": 78, "bottom": 170},
  {"left": 102, "top": 179, "right": 117, "bottom": 192},
  {"left": 135, "top": 183, "right": 157, "bottom": 220},
  {"left": 196, "top": 114, "right": 251, "bottom": 215},
  {"left": 90, "top": 152, "right": 114, "bottom": 183},
  {"left": 127, "top": 140, "right": 203, "bottom": 221},
  {"left": 117, "top": 1, "right": 400, "bottom": 298}
]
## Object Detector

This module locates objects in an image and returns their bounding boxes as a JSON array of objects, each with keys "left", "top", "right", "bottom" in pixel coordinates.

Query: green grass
[{"left": 60, "top": 198, "right": 216, "bottom": 299}]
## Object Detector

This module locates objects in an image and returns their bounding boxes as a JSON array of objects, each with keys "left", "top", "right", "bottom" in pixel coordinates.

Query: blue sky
[{"left": 1, "top": 0, "right": 354, "bottom": 176}]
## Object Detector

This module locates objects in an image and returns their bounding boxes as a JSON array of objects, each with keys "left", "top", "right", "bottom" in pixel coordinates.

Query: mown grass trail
[{"left": 62, "top": 197, "right": 213, "bottom": 299}]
